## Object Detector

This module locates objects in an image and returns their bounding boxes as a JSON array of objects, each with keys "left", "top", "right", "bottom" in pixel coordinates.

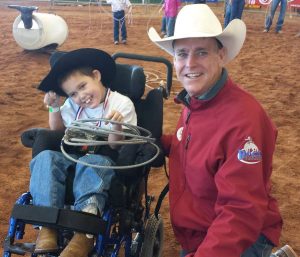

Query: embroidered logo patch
[
  {"left": 177, "top": 127, "right": 184, "bottom": 141},
  {"left": 237, "top": 136, "right": 262, "bottom": 164}
]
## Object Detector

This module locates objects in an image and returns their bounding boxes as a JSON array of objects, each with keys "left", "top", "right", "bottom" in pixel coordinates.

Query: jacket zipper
[
  {"left": 185, "top": 110, "right": 191, "bottom": 149},
  {"left": 185, "top": 134, "right": 191, "bottom": 149},
  {"left": 185, "top": 110, "right": 191, "bottom": 124}
]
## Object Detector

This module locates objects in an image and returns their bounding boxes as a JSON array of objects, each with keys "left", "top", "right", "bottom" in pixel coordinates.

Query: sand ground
[{"left": 0, "top": 1, "right": 299, "bottom": 256}]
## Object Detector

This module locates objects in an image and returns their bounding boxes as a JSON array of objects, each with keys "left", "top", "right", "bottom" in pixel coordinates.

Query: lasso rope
[
  {"left": 144, "top": 68, "right": 180, "bottom": 95},
  {"left": 61, "top": 118, "right": 160, "bottom": 170}
]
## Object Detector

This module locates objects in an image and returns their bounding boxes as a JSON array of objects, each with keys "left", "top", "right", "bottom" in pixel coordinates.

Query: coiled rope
[{"left": 61, "top": 118, "right": 160, "bottom": 170}]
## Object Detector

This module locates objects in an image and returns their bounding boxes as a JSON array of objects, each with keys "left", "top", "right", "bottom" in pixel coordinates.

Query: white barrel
[{"left": 12, "top": 12, "right": 68, "bottom": 50}]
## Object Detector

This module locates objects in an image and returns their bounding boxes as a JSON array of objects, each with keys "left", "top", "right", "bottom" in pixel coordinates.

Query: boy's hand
[
  {"left": 105, "top": 110, "right": 124, "bottom": 131},
  {"left": 106, "top": 110, "right": 125, "bottom": 145},
  {"left": 105, "top": 110, "right": 124, "bottom": 125},
  {"left": 44, "top": 91, "right": 60, "bottom": 107}
]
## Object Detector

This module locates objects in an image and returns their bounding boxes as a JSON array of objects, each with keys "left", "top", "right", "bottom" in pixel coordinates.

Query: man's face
[{"left": 173, "top": 37, "right": 226, "bottom": 97}]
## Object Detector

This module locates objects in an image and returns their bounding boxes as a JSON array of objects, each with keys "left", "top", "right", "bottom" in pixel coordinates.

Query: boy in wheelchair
[{"left": 30, "top": 48, "right": 137, "bottom": 257}]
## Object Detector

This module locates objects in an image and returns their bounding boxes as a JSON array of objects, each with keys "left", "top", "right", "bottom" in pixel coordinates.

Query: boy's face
[
  {"left": 61, "top": 70, "right": 106, "bottom": 109},
  {"left": 173, "top": 37, "right": 225, "bottom": 97}
]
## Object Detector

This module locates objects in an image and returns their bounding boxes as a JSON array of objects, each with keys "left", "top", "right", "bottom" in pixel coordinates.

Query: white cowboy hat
[{"left": 148, "top": 4, "right": 246, "bottom": 64}]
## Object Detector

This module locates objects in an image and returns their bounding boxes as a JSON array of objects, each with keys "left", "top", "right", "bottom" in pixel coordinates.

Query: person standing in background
[
  {"left": 163, "top": 0, "right": 181, "bottom": 37},
  {"left": 263, "top": 0, "right": 287, "bottom": 33},
  {"left": 107, "top": 0, "right": 132, "bottom": 45}
]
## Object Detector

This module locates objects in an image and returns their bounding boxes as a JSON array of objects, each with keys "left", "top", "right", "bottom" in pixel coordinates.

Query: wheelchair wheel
[{"left": 140, "top": 214, "right": 164, "bottom": 257}]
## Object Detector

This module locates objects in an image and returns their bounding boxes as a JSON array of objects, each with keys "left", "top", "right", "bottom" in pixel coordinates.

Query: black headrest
[{"left": 110, "top": 63, "right": 145, "bottom": 101}]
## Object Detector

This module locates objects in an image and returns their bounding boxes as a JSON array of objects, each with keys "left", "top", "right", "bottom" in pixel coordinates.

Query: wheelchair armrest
[
  {"left": 135, "top": 140, "right": 165, "bottom": 168},
  {"left": 116, "top": 139, "right": 165, "bottom": 170},
  {"left": 21, "top": 128, "right": 65, "bottom": 158}
]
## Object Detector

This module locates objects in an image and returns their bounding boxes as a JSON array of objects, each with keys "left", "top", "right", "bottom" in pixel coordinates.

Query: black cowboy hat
[{"left": 38, "top": 48, "right": 116, "bottom": 97}]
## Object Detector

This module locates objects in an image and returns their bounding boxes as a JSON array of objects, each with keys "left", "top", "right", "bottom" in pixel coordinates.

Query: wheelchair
[{"left": 2, "top": 52, "right": 173, "bottom": 257}]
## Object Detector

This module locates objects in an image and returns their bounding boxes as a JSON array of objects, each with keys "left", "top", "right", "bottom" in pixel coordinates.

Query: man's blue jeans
[
  {"left": 180, "top": 234, "right": 274, "bottom": 257},
  {"left": 30, "top": 150, "right": 115, "bottom": 213},
  {"left": 113, "top": 10, "right": 127, "bottom": 42},
  {"left": 230, "top": 0, "right": 245, "bottom": 20},
  {"left": 265, "top": 0, "right": 287, "bottom": 32}
]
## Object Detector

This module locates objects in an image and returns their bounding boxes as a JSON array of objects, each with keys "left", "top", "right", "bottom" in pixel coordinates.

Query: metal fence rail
[{"left": 49, "top": 0, "right": 220, "bottom": 5}]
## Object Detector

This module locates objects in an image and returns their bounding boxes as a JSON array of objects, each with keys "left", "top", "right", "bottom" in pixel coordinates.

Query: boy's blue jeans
[
  {"left": 113, "top": 10, "right": 127, "bottom": 42},
  {"left": 30, "top": 150, "right": 115, "bottom": 213},
  {"left": 180, "top": 234, "right": 274, "bottom": 257},
  {"left": 265, "top": 0, "right": 287, "bottom": 32}
]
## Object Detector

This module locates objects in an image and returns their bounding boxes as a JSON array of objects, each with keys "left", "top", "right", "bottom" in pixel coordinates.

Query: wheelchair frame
[{"left": 2, "top": 52, "right": 172, "bottom": 257}]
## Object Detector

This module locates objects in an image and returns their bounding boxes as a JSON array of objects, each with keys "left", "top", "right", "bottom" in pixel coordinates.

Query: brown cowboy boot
[
  {"left": 34, "top": 227, "right": 58, "bottom": 254},
  {"left": 59, "top": 233, "right": 94, "bottom": 257}
]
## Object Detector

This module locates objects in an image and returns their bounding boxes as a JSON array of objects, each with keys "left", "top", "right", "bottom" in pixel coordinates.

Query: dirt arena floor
[{"left": 0, "top": 1, "right": 299, "bottom": 256}]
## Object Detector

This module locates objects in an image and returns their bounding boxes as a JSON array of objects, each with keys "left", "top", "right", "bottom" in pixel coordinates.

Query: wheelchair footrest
[
  {"left": 3, "top": 236, "right": 35, "bottom": 255},
  {"left": 11, "top": 204, "right": 107, "bottom": 235}
]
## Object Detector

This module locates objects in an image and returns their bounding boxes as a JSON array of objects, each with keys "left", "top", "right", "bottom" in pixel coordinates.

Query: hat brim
[
  {"left": 148, "top": 19, "right": 246, "bottom": 64},
  {"left": 38, "top": 48, "right": 116, "bottom": 97}
]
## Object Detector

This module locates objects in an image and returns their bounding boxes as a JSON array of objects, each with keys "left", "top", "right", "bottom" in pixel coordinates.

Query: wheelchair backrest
[
  {"left": 110, "top": 63, "right": 145, "bottom": 100},
  {"left": 110, "top": 62, "right": 163, "bottom": 139}
]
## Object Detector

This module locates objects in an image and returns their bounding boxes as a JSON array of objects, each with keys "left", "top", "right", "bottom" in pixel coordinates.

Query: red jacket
[{"left": 161, "top": 78, "right": 282, "bottom": 257}]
